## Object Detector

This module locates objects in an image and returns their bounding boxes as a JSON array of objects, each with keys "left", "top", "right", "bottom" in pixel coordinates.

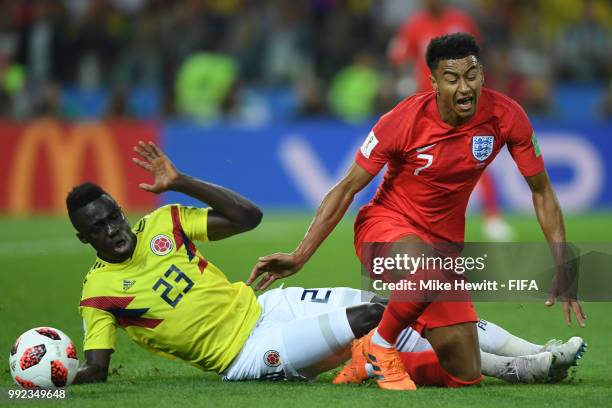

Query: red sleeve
[
  {"left": 506, "top": 103, "right": 545, "bottom": 177},
  {"left": 355, "top": 111, "right": 402, "bottom": 175}
]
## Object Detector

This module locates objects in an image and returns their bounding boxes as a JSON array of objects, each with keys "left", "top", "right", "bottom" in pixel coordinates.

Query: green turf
[{"left": 1, "top": 212, "right": 611, "bottom": 407}]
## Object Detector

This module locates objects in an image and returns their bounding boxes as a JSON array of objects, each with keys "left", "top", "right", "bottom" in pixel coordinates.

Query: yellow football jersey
[{"left": 79, "top": 204, "right": 261, "bottom": 373}]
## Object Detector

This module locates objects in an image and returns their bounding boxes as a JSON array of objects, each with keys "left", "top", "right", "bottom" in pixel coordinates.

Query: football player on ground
[
  {"left": 70, "top": 141, "right": 381, "bottom": 383},
  {"left": 249, "top": 33, "right": 586, "bottom": 390},
  {"left": 69, "top": 141, "right": 582, "bottom": 385}
]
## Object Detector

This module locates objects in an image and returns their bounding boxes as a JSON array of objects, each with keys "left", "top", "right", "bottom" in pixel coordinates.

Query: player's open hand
[
  {"left": 545, "top": 245, "right": 586, "bottom": 327},
  {"left": 545, "top": 294, "right": 587, "bottom": 328},
  {"left": 247, "top": 253, "right": 304, "bottom": 291},
  {"left": 132, "top": 141, "right": 180, "bottom": 193}
]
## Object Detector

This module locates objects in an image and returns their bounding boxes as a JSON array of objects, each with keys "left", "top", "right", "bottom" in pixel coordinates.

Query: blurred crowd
[{"left": 0, "top": 0, "right": 610, "bottom": 122}]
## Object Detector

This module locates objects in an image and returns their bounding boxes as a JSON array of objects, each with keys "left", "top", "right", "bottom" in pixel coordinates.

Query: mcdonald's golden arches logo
[{"left": 8, "top": 119, "right": 126, "bottom": 215}]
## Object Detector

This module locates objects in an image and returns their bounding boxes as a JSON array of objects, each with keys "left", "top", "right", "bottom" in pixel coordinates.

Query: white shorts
[{"left": 221, "top": 287, "right": 371, "bottom": 381}]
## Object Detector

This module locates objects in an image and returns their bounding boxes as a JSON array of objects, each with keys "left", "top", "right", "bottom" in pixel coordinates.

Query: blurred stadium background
[
  {"left": 0, "top": 0, "right": 610, "bottom": 217},
  {"left": 0, "top": 0, "right": 611, "bottom": 404}
]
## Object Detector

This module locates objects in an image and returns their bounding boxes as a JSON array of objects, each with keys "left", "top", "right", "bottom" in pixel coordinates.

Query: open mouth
[
  {"left": 456, "top": 96, "right": 474, "bottom": 112},
  {"left": 114, "top": 238, "right": 128, "bottom": 251}
]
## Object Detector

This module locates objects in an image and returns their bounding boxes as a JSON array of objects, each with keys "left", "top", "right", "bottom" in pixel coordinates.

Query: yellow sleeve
[
  {"left": 80, "top": 306, "right": 117, "bottom": 351},
  {"left": 178, "top": 205, "right": 209, "bottom": 243}
]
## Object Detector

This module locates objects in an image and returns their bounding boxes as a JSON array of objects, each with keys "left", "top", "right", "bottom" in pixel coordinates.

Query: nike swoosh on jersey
[{"left": 416, "top": 143, "right": 437, "bottom": 152}]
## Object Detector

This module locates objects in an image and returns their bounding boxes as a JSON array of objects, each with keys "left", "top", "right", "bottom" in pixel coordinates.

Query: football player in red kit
[
  {"left": 248, "top": 33, "right": 585, "bottom": 391},
  {"left": 389, "top": 0, "right": 511, "bottom": 241}
]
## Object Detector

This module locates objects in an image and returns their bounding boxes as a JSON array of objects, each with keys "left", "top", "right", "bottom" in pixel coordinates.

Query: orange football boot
[
  {"left": 333, "top": 336, "right": 368, "bottom": 384},
  {"left": 364, "top": 330, "right": 417, "bottom": 391}
]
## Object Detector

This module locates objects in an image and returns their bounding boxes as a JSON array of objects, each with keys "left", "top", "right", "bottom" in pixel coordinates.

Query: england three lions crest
[{"left": 472, "top": 136, "right": 494, "bottom": 161}]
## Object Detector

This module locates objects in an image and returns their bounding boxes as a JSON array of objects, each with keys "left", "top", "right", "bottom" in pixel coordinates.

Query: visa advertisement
[{"left": 1, "top": 118, "right": 610, "bottom": 214}]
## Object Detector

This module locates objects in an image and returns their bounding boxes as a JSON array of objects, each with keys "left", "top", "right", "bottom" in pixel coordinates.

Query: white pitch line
[
  {"left": 0, "top": 218, "right": 325, "bottom": 258},
  {"left": 0, "top": 238, "right": 90, "bottom": 258}
]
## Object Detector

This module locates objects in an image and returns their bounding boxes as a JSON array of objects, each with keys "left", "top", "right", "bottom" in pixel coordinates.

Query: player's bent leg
[
  {"left": 346, "top": 303, "right": 385, "bottom": 338},
  {"left": 334, "top": 325, "right": 424, "bottom": 385},
  {"left": 279, "top": 306, "right": 367, "bottom": 379},
  {"left": 477, "top": 319, "right": 543, "bottom": 356},
  {"left": 364, "top": 234, "right": 432, "bottom": 390},
  {"left": 476, "top": 319, "right": 586, "bottom": 382},
  {"left": 355, "top": 318, "right": 574, "bottom": 385},
  {"left": 372, "top": 233, "right": 434, "bottom": 346},
  {"left": 333, "top": 335, "right": 369, "bottom": 384},
  {"left": 424, "top": 322, "right": 482, "bottom": 384},
  {"left": 224, "top": 288, "right": 370, "bottom": 382},
  {"left": 395, "top": 320, "right": 575, "bottom": 385},
  {"left": 483, "top": 322, "right": 587, "bottom": 378},
  {"left": 282, "top": 287, "right": 378, "bottom": 318},
  {"left": 363, "top": 329, "right": 417, "bottom": 390},
  {"left": 225, "top": 305, "right": 360, "bottom": 381},
  {"left": 331, "top": 303, "right": 383, "bottom": 387},
  {"left": 481, "top": 351, "right": 554, "bottom": 383}
]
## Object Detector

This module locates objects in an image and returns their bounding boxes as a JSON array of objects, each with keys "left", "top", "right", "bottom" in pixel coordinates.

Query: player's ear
[
  {"left": 479, "top": 64, "right": 484, "bottom": 86},
  {"left": 76, "top": 232, "right": 88, "bottom": 244},
  {"left": 430, "top": 74, "right": 438, "bottom": 95}
]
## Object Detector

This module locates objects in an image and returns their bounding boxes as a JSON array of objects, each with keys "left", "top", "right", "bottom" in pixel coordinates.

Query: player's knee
[
  {"left": 433, "top": 332, "right": 481, "bottom": 381},
  {"left": 346, "top": 303, "right": 384, "bottom": 338},
  {"left": 433, "top": 334, "right": 456, "bottom": 363},
  {"left": 440, "top": 353, "right": 481, "bottom": 382}
]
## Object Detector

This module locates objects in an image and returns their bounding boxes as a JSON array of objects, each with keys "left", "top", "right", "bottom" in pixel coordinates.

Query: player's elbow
[
  {"left": 332, "top": 179, "right": 359, "bottom": 203},
  {"left": 239, "top": 205, "right": 263, "bottom": 232}
]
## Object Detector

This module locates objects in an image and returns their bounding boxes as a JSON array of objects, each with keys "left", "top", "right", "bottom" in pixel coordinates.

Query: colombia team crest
[
  {"left": 472, "top": 136, "right": 494, "bottom": 161},
  {"left": 150, "top": 234, "right": 174, "bottom": 256},
  {"left": 263, "top": 350, "right": 281, "bottom": 367}
]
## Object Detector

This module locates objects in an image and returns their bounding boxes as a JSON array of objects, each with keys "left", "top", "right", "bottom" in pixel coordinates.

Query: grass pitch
[{"left": 1, "top": 212, "right": 611, "bottom": 407}]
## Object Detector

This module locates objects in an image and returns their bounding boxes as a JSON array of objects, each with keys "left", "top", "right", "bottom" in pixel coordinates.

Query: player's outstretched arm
[
  {"left": 72, "top": 349, "right": 112, "bottom": 384},
  {"left": 133, "top": 140, "right": 262, "bottom": 241},
  {"left": 247, "top": 163, "right": 374, "bottom": 290},
  {"left": 524, "top": 171, "right": 586, "bottom": 328}
]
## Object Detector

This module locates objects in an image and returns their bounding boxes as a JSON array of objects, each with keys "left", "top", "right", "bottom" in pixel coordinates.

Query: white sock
[
  {"left": 410, "top": 336, "right": 433, "bottom": 352},
  {"left": 480, "top": 351, "right": 516, "bottom": 377},
  {"left": 371, "top": 328, "right": 395, "bottom": 348},
  {"left": 395, "top": 327, "right": 428, "bottom": 352},
  {"left": 477, "top": 319, "right": 542, "bottom": 357}
]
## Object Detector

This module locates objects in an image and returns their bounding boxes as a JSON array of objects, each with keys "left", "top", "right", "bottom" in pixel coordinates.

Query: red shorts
[{"left": 354, "top": 207, "right": 478, "bottom": 333}]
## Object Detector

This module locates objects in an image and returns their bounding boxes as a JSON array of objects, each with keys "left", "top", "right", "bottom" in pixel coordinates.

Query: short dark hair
[
  {"left": 425, "top": 33, "right": 480, "bottom": 71},
  {"left": 66, "top": 182, "right": 108, "bottom": 216}
]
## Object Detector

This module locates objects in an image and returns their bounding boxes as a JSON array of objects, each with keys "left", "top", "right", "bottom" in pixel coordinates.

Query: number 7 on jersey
[{"left": 414, "top": 153, "right": 434, "bottom": 175}]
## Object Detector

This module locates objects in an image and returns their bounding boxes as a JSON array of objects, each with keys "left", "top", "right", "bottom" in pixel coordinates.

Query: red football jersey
[
  {"left": 388, "top": 8, "right": 481, "bottom": 92},
  {"left": 355, "top": 88, "right": 544, "bottom": 243}
]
